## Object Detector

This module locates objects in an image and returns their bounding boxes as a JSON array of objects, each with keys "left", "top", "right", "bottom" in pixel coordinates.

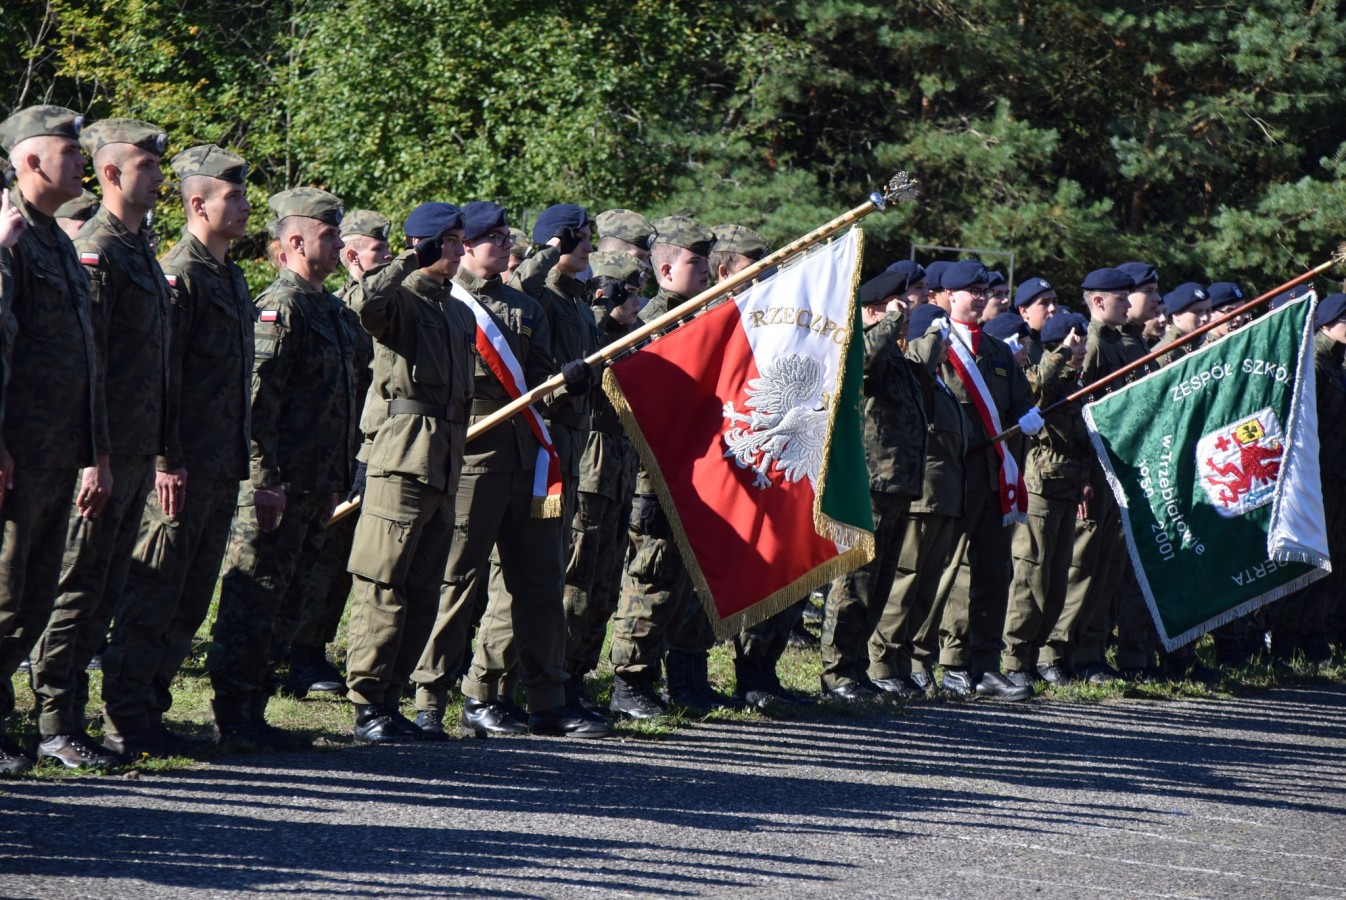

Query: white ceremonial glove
[{"left": 1018, "top": 406, "right": 1045, "bottom": 436}]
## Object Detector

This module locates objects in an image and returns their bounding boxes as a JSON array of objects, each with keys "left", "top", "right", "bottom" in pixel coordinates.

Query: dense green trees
[{"left": 4, "top": 0, "right": 1345, "bottom": 295}]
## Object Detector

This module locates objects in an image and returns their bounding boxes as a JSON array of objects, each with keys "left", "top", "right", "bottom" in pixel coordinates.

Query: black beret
[
  {"left": 983, "top": 312, "right": 1028, "bottom": 341},
  {"left": 1081, "top": 267, "right": 1134, "bottom": 292},
  {"left": 942, "top": 260, "right": 989, "bottom": 292},
  {"left": 1163, "top": 282, "right": 1209, "bottom": 315},
  {"left": 1041, "top": 311, "right": 1088, "bottom": 344}
]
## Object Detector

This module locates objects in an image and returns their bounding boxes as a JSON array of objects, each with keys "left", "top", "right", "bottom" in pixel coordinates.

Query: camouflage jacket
[
  {"left": 1024, "top": 345, "right": 1089, "bottom": 501},
  {"left": 353, "top": 252, "right": 475, "bottom": 493},
  {"left": 510, "top": 246, "right": 600, "bottom": 477},
  {"left": 157, "top": 231, "right": 253, "bottom": 479},
  {"left": 634, "top": 287, "right": 689, "bottom": 494},
  {"left": 862, "top": 311, "right": 927, "bottom": 497},
  {"left": 941, "top": 327, "right": 1034, "bottom": 493},
  {"left": 337, "top": 275, "right": 376, "bottom": 462},
  {"left": 453, "top": 266, "right": 556, "bottom": 473},
  {"left": 76, "top": 205, "right": 171, "bottom": 458},
  {"left": 249, "top": 266, "right": 359, "bottom": 493},
  {"left": 580, "top": 308, "right": 636, "bottom": 501},
  {"left": 2, "top": 190, "right": 106, "bottom": 469},
  {"left": 907, "top": 328, "right": 970, "bottom": 517},
  {"left": 1315, "top": 332, "right": 1346, "bottom": 480}
]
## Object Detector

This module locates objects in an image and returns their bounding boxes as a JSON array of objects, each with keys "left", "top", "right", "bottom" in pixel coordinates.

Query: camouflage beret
[
  {"left": 0, "top": 105, "right": 84, "bottom": 153},
  {"left": 268, "top": 187, "right": 344, "bottom": 227},
  {"left": 340, "top": 209, "right": 392, "bottom": 240},
  {"left": 651, "top": 215, "right": 714, "bottom": 256},
  {"left": 54, "top": 190, "right": 100, "bottom": 222},
  {"left": 590, "top": 250, "right": 650, "bottom": 288},
  {"left": 595, "top": 208, "right": 654, "bottom": 246},
  {"left": 711, "top": 224, "right": 769, "bottom": 259},
  {"left": 79, "top": 118, "right": 167, "bottom": 158},
  {"left": 508, "top": 227, "right": 533, "bottom": 259},
  {"left": 170, "top": 144, "right": 248, "bottom": 184}
]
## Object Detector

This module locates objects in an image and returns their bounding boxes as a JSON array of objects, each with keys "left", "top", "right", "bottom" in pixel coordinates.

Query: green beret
[
  {"left": 712, "top": 224, "right": 769, "bottom": 259},
  {"left": 340, "top": 209, "right": 392, "bottom": 240},
  {"left": 80, "top": 118, "right": 167, "bottom": 158},
  {"left": 54, "top": 190, "right": 100, "bottom": 222},
  {"left": 170, "top": 144, "right": 248, "bottom": 184},
  {"left": 590, "top": 250, "right": 650, "bottom": 288},
  {"left": 268, "top": 187, "right": 345, "bottom": 227},
  {"left": 0, "top": 105, "right": 84, "bottom": 153},
  {"left": 596, "top": 208, "right": 654, "bottom": 246},
  {"left": 651, "top": 215, "right": 714, "bottom": 256},
  {"left": 508, "top": 227, "right": 533, "bottom": 259}
]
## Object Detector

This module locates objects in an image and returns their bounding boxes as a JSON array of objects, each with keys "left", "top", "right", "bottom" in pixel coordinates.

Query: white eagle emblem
[{"left": 722, "top": 353, "right": 829, "bottom": 491}]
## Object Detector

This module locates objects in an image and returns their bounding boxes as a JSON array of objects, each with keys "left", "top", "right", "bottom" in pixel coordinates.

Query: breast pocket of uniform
[
  {"left": 19, "top": 257, "right": 76, "bottom": 339},
  {"left": 411, "top": 312, "right": 450, "bottom": 387},
  {"left": 108, "top": 265, "right": 162, "bottom": 338},
  {"left": 191, "top": 289, "right": 242, "bottom": 359}
]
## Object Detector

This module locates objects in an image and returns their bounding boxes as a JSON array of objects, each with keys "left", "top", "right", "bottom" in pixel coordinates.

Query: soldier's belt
[
  {"left": 387, "top": 399, "right": 465, "bottom": 424},
  {"left": 591, "top": 414, "right": 623, "bottom": 436},
  {"left": 545, "top": 410, "right": 591, "bottom": 431},
  {"left": 471, "top": 399, "right": 509, "bottom": 416}
]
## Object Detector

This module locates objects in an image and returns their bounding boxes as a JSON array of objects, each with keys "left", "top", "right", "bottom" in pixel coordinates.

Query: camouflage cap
[
  {"left": 265, "top": 217, "right": 279, "bottom": 238},
  {"left": 508, "top": 227, "right": 533, "bottom": 259},
  {"left": 590, "top": 250, "right": 650, "bottom": 289},
  {"left": 170, "top": 144, "right": 248, "bottom": 184},
  {"left": 268, "top": 187, "right": 344, "bottom": 227},
  {"left": 595, "top": 208, "right": 654, "bottom": 246},
  {"left": 651, "top": 215, "right": 714, "bottom": 256},
  {"left": 54, "top": 189, "right": 99, "bottom": 221},
  {"left": 340, "top": 209, "right": 392, "bottom": 241},
  {"left": 79, "top": 118, "right": 167, "bottom": 158},
  {"left": 0, "top": 105, "right": 84, "bottom": 153},
  {"left": 711, "top": 224, "right": 769, "bottom": 259}
]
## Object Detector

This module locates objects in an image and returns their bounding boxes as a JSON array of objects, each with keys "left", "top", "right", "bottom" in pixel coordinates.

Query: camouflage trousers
[
  {"left": 32, "top": 454, "right": 154, "bottom": 738},
  {"left": 101, "top": 475, "right": 240, "bottom": 736},
  {"left": 1001, "top": 492, "right": 1077, "bottom": 672},
  {"left": 734, "top": 600, "right": 806, "bottom": 688},
  {"left": 820, "top": 490, "right": 911, "bottom": 690},
  {"left": 207, "top": 488, "right": 330, "bottom": 726},
  {"left": 413, "top": 468, "right": 566, "bottom": 713},
  {"left": 344, "top": 473, "right": 455, "bottom": 707},
  {"left": 869, "top": 510, "right": 960, "bottom": 680},
  {"left": 0, "top": 467, "right": 79, "bottom": 722}
]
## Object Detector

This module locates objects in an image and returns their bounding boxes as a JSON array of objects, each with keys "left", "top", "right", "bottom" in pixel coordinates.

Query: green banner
[{"left": 1083, "top": 297, "right": 1330, "bottom": 650}]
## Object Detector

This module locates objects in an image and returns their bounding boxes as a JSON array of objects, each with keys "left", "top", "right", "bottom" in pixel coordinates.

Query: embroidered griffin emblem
[{"left": 722, "top": 354, "right": 829, "bottom": 491}]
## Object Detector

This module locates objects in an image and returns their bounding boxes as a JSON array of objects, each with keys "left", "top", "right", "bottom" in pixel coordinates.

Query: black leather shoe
[
  {"left": 413, "top": 710, "right": 450, "bottom": 742},
  {"left": 528, "top": 706, "right": 612, "bottom": 738},
  {"left": 737, "top": 675, "right": 812, "bottom": 710},
  {"left": 976, "top": 671, "right": 1033, "bottom": 701},
  {"left": 910, "top": 670, "right": 935, "bottom": 693},
  {"left": 1163, "top": 659, "right": 1222, "bottom": 684},
  {"left": 0, "top": 734, "right": 33, "bottom": 775},
  {"left": 461, "top": 698, "right": 528, "bottom": 736},
  {"left": 353, "top": 704, "right": 409, "bottom": 745},
  {"left": 214, "top": 721, "right": 311, "bottom": 751},
  {"left": 382, "top": 705, "right": 428, "bottom": 740},
  {"left": 821, "top": 680, "right": 882, "bottom": 703},
  {"left": 103, "top": 726, "right": 205, "bottom": 760},
  {"left": 1037, "top": 663, "right": 1074, "bottom": 685},
  {"left": 1003, "top": 670, "right": 1035, "bottom": 690},
  {"left": 940, "top": 669, "right": 978, "bottom": 698},
  {"left": 564, "top": 680, "right": 610, "bottom": 724},
  {"left": 37, "top": 732, "right": 120, "bottom": 770},
  {"left": 284, "top": 645, "right": 344, "bottom": 697},
  {"left": 871, "top": 677, "right": 922, "bottom": 700},
  {"left": 609, "top": 677, "right": 670, "bottom": 720},
  {"left": 1074, "top": 662, "right": 1116, "bottom": 685}
]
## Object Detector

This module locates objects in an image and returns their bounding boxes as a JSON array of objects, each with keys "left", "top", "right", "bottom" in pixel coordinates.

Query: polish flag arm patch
[
  {"left": 259, "top": 310, "right": 279, "bottom": 323},
  {"left": 165, "top": 274, "right": 178, "bottom": 287},
  {"left": 79, "top": 251, "right": 100, "bottom": 266}
]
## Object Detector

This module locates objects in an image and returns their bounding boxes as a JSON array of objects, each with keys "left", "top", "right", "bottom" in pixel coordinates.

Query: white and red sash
[
  {"left": 451, "top": 282, "right": 562, "bottom": 518},
  {"left": 947, "top": 321, "right": 1027, "bottom": 525}
]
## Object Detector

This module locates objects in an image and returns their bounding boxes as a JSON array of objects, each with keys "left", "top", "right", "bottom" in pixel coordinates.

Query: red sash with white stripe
[
  {"left": 450, "top": 282, "right": 562, "bottom": 518},
  {"left": 947, "top": 322, "right": 1027, "bottom": 525}
]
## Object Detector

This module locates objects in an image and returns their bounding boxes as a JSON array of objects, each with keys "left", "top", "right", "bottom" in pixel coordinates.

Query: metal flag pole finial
[{"left": 871, "top": 171, "right": 920, "bottom": 210}]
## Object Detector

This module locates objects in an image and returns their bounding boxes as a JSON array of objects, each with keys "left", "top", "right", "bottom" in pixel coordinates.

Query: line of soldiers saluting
[{"left": 1, "top": 105, "right": 1343, "bottom": 774}]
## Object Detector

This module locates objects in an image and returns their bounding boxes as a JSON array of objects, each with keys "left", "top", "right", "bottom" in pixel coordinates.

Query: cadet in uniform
[
  {"left": 281, "top": 209, "right": 390, "bottom": 698},
  {"left": 54, "top": 189, "right": 98, "bottom": 240},
  {"left": 99, "top": 145, "right": 254, "bottom": 758},
  {"left": 207, "top": 187, "right": 358, "bottom": 748},
  {"left": 31, "top": 118, "right": 171, "bottom": 770},
  {"left": 595, "top": 208, "right": 654, "bottom": 264},
  {"left": 819, "top": 268, "right": 928, "bottom": 702},
  {"left": 342, "top": 203, "right": 475, "bottom": 743},
  {"left": 882, "top": 259, "right": 929, "bottom": 308},
  {"left": 0, "top": 106, "right": 107, "bottom": 773},
  {"left": 411, "top": 200, "right": 607, "bottom": 739},
  {"left": 1013, "top": 277, "right": 1058, "bottom": 365}
]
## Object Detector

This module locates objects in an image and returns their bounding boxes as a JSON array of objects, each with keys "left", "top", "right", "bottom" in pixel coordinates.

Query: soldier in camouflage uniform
[
  {"left": 342, "top": 203, "right": 475, "bottom": 744},
  {"left": 207, "top": 187, "right": 358, "bottom": 749},
  {"left": 280, "top": 209, "right": 390, "bottom": 697},
  {"left": 54, "top": 189, "right": 98, "bottom": 241},
  {"left": 559, "top": 251, "right": 645, "bottom": 712},
  {"left": 0, "top": 106, "right": 108, "bottom": 774},
  {"left": 595, "top": 208, "right": 654, "bottom": 264},
  {"left": 504, "top": 227, "right": 532, "bottom": 280},
  {"left": 1000, "top": 311, "right": 1089, "bottom": 686},
  {"left": 99, "top": 145, "right": 255, "bottom": 759},
  {"left": 30, "top": 118, "right": 171, "bottom": 770},
  {"left": 819, "top": 269, "right": 928, "bottom": 702},
  {"left": 411, "top": 200, "right": 607, "bottom": 739},
  {"left": 607, "top": 216, "right": 722, "bottom": 720}
]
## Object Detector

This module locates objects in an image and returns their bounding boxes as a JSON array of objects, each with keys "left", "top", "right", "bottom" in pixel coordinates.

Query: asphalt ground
[{"left": 3, "top": 686, "right": 1346, "bottom": 899}]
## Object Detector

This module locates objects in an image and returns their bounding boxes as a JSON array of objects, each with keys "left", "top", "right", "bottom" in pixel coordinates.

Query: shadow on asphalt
[{"left": 2, "top": 685, "right": 1344, "bottom": 895}]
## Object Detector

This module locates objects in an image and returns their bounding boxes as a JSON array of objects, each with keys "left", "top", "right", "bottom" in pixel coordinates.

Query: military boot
[
  {"left": 665, "top": 649, "right": 735, "bottom": 716},
  {"left": 285, "top": 644, "right": 344, "bottom": 697},
  {"left": 413, "top": 709, "right": 450, "bottom": 742},
  {"left": 564, "top": 678, "right": 608, "bottom": 724},
  {"left": 734, "top": 659, "right": 809, "bottom": 710},
  {"left": 353, "top": 704, "right": 408, "bottom": 745},
  {"left": 609, "top": 675, "right": 669, "bottom": 721},
  {"left": 0, "top": 730, "right": 33, "bottom": 775}
]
